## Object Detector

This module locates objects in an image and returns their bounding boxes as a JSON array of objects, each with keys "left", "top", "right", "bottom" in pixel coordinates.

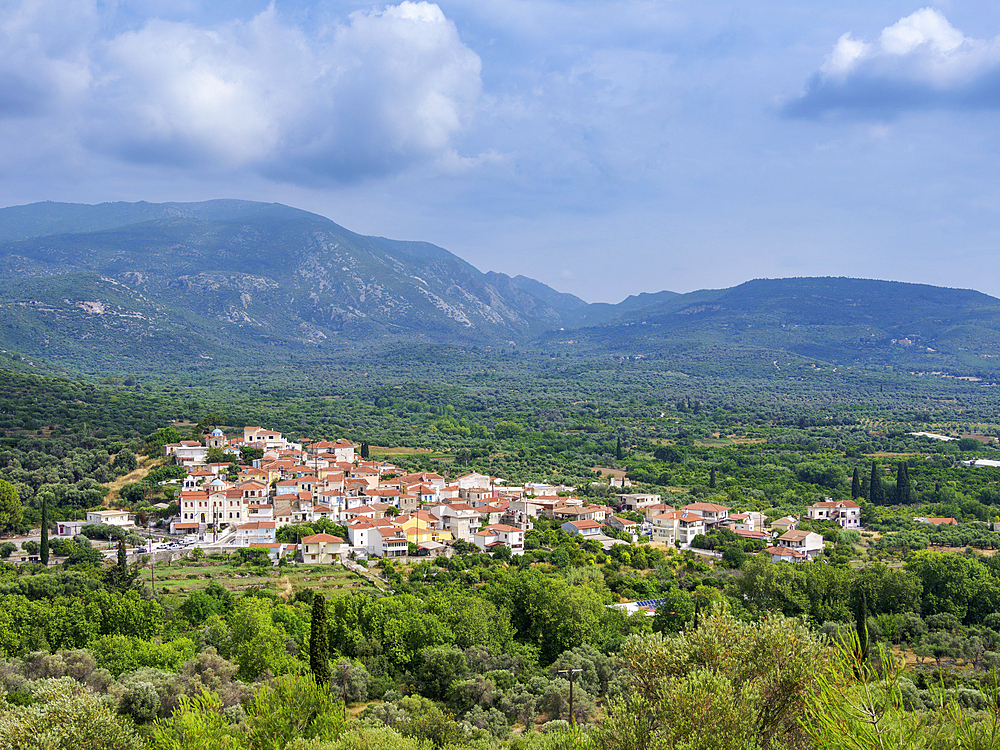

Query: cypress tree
[
  {"left": 854, "top": 588, "right": 870, "bottom": 666},
  {"left": 310, "top": 592, "right": 331, "bottom": 688},
  {"left": 709, "top": 467, "right": 716, "bottom": 489},
  {"left": 40, "top": 495, "right": 49, "bottom": 566},
  {"left": 851, "top": 468, "right": 860, "bottom": 499},
  {"left": 896, "top": 462, "right": 912, "bottom": 504},
  {"left": 360, "top": 442, "right": 370, "bottom": 459},
  {"left": 615, "top": 437, "right": 623, "bottom": 461},
  {"left": 869, "top": 462, "right": 882, "bottom": 505},
  {"left": 117, "top": 536, "right": 127, "bottom": 576}
]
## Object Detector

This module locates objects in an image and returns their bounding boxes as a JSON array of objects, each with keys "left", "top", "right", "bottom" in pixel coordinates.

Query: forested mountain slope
[
  {"left": 539, "top": 277, "right": 1000, "bottom": 375},
  {"left": 3, "top": 201, "right": 1000, "bottom": 377}
]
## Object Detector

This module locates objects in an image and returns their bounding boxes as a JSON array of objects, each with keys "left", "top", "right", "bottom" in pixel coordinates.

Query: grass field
[{"left": 146, "top": 556, "right": 383, "bottom": 602}]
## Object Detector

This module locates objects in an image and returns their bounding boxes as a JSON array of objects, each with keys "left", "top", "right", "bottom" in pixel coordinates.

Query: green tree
[
  {"left": 0, "top": 479, "right": 23, "bottom": 532},
  {"left": 0, "top": 678, "right": 144, "bottom": 750},
  {"left": 112, "top": 449, "right": 138, "bottom": 474},
  {"left": 895, "top": 462, "right": 912, "bottom": 504},
  {"left": 851, "top": 467, "right": 861, "bottom": 499},
  {"left": 906, "top": 549, "right": 990, "bottom": 622},
  {"left": 310, "top": 593, "right": 331, "bottom": 688},
  {"left": 653, "top": 588, "right": 695, "bottom": 633},
  {"left": 104, "top": 539, "right": 140, "bottom": 593},
  {"left": 205, "top": 447, "right": 228, "bottom": 464},
  {"left": 654, "top": 445, "right": 685, "bottom": 463},
  {"left": 869, "top": 461, "right": 883, "bottom": 505},
  {"left": 149, "top": 691, "right": 243, "bottom": 750},
  {"left": 227, "top": 598, "right": 302, "bottom": 680},
  {"left": 245, "top": 674, "right": 346, "bottom": 750},
  {"left": 414, "top": 645, "right": 467, "bottom": 701},
  {"left": 608, "top": 610, "right": 827, "bottom": 750},
  {"left": 118, "top": 482, "right": 147, "bottom": 506},
  {"left": 40, "top": 493, "right": 50, "bottom": 566},
  {"left": 240, "top": 446, "right": 265, "bottom": 464},
  {"left": 853, "top": 587, "right": 870, "bottom": 665}
]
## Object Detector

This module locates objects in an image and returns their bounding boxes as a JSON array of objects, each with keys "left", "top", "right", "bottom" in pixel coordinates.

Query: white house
[
  {"left": 648, "top": 510, "right": 705, "bottom": 548},
  {"left": 681, "top": 502, "right": 729, "bottom": 527},
  {"left": 605, "top": 516, "right": 639, "bottom": 541},
  {"left": 560, "top": 519, "right": 604, "bottom": 537},
  {"left": 56, "top": 520, "right": 87, "bottom": 537},
  {"left": 164, "top": 441, "right": 208, "bottom": 466},
  {"left": 234, "top": 521, "right": 276, "bottom": 546},
  {"left": 727, "top": 511, "right": 766, "bottom": 532},
  {"left": 807, "top": 499, "right": 861, "bottom": 529},
  {"left": 473, "top": 524, "right": 525, "bottom": 553},
  {"left": 456, "top": 472, "right": 492, "bottom": 490},
  {"left": 430, "top": 502, "right": 480, "bottom": 543},
  {"left": 776, "top": 529, "right": 824, "bottom": 558},
  {"left": 617, "top": 494, "right": 661, "bottom": 512},
  {"left": 86, "top": 509, "right": 131, "bottom": 527},
  {"left": 764, "top": 545, "right": 808, "bottom": 563}
]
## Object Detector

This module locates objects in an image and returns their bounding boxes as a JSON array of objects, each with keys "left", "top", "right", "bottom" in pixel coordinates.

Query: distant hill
[
  {"left": 2, "top": 200, "right": 1000, "bottom": 377},
  {"left": 538, "top": 277, "right": 1000, "bottom": 374}
]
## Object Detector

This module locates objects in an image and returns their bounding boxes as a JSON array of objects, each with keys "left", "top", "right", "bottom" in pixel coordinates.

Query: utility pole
[{"left": 557, "top": 668, "right": 583, "bottom": 727}]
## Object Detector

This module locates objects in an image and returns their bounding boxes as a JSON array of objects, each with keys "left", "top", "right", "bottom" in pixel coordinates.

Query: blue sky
[{"left": 2, "top": 1, "right": 1000, "bottom": 303}]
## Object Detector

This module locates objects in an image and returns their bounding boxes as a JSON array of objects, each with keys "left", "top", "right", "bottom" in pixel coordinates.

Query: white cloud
[
  {"left": 879, "top": 8, "right": 964, "bottom": 56},
  {"left": 0, "top": 0, "right": 482, "bottom": 181},
  {"left": 0, "top": 0, "right": 96, "bottom": 115},
  {"left": 787, "top": 8, "right": 1000, "bottom": 117}
]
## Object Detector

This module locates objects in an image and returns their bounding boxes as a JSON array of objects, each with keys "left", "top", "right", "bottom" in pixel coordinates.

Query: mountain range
[{"left": 2, "top": 199, "right": 1000, "bottom": 376}]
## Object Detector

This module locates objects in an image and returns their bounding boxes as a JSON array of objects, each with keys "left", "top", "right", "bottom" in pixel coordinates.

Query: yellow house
[
  {"left": 301, "top": 533, "right": 348, "bottom": 564},
  {"left": 394, "top": 512, "right": 454, "bottom": 544}
]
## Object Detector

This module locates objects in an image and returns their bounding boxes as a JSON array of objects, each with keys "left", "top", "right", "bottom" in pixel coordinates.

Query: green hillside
[{"left": 541, "top": 277, "right": 1000, "bottom": 375}]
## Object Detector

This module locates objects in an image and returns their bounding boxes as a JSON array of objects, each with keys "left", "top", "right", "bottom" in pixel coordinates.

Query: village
[{"left": 46, "top": 425, "right": 910, "bottom": 568}]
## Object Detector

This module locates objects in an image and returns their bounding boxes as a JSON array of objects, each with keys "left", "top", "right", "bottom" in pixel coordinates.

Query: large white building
[
  {"left": 648, "top": 510, "right": 705, "bottom": 547},
  {"left": 807, "top": 499, "right": 861, "bottom": 529}
]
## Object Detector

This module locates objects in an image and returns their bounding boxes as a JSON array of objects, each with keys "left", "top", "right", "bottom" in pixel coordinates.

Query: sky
[{"left": 2, "top": 1, "right": 1000, "bottom": 303}]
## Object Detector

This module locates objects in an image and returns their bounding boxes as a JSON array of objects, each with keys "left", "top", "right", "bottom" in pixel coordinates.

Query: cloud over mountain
[
  {"left": 785, "top": 8, "right": 1000, "bottom": 118},
  {"left": 0, "top": 1, "right": 481, "bottom": 182}
]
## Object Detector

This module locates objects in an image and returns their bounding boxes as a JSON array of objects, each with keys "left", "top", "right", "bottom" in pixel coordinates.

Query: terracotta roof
[
  {"left": 302, "top": 534, "right": 346, "bottom": 543},
  {"left": 734, "top": 529, "right": 770, "bottom": 540},
  {"left": 779, "top": 530, "right": 816, "bottom": 542},
  {"left": 564, "top": 519, "right": 603, "bottom": 529},
  {"left": 683, "top": 502, "right": 730, "bottom": 512},
  {"left": 765, "top": 545, "right": 806, "bottom": 558},
  {"left": 486, "top": 524, "right": 520, "bottom": 533},
  {"left": 650, "top": 511, "right": 703, "bottom": 522}
]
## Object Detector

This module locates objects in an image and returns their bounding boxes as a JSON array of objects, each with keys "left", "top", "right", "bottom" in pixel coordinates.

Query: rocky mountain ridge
[{"left": 3, "top": 199, "right": 1000, "bottom": 376}]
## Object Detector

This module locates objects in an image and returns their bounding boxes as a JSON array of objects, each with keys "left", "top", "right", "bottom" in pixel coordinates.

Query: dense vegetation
[{"left": 4, "top": 341, "right": 1000, "bottom": 747}]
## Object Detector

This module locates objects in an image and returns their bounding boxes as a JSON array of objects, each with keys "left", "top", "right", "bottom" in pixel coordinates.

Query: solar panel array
[{"left": 634, "top": 599, "right": 666, "bottom": 608}]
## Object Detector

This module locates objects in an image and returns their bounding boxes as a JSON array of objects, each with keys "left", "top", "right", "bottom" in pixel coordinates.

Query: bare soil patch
[{"left": 103, "top": 456, "right": 156, "bottom": 504}]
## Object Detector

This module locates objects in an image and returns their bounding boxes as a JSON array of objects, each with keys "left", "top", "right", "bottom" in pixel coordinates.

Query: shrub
[{"left": 119, "top": 681, "right": 161, "bottom": 723}]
